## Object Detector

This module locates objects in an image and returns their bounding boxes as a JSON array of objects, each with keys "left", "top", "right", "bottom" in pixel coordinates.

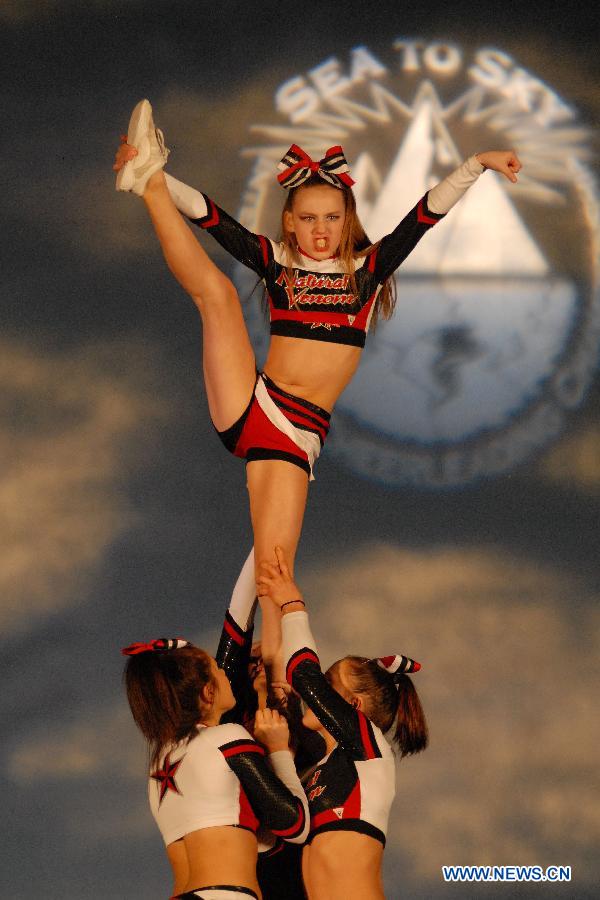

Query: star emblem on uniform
[{"left": 151, "top": 751, "right": 184, "bottom": 805}]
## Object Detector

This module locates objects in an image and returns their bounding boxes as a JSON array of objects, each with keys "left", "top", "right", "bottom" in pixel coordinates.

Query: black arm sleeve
[
  {"left": 190, "top": 196, "right": 272, "bottom": 278},
  {"left": 286, "top": 652, "right": 381, "bottom": 761},
  {"left": 220, "top": 739, "right": 307, "bottom": 841},
  {"left": 368, "top": 192, "right": 445, "bottom": 285},
  {"left": 215, "top": 609, "right": 255, "bottom": 714}
]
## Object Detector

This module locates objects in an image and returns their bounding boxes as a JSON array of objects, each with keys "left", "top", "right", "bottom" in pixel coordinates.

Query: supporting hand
[
  {"left": 253, "top": 706, "right": 291, "bottom": 753},
  {"left": 113, "top": 137, "right": 138, "bottom": 172},
  {"left": 257, "top": 546, "right": 304, "bottom": 611}
]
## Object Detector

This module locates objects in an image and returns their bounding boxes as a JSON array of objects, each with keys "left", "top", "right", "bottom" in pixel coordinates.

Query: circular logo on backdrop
[{"left": 234, "top": 41, "right": 599, "bottom": 487}]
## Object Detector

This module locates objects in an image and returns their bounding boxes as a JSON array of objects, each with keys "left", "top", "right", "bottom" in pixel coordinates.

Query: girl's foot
[{"left": 115, "top": 99, "right": 169, "bottom": 196}]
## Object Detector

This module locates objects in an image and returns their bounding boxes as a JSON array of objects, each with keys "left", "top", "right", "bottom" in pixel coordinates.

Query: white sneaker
[{"left": 116, "top": 99, "right": 170, "bottom": 196}]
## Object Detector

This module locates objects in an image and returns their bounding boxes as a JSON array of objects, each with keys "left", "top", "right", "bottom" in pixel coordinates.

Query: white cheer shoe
[{"left": 116, "top": 98, "right": 169, "bottom": 196}]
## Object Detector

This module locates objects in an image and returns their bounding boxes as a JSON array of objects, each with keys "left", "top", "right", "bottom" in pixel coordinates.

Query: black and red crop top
[
  {"left": 191, "top": 193, "right": 445, "bottom": 348},
  {"left": 167, "top": 155, "right": 485, "bottom": 347}
]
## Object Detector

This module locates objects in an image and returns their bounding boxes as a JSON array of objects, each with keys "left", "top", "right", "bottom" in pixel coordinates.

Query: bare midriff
[
  {"left": 302, "top": 831, "right": 385, "bottom": 900},
  {"left": 177, "top": 825, "right": 261, "bottom": 897},
  {"left": 264, "top": 335, "right": 363, "bottom": 412}
]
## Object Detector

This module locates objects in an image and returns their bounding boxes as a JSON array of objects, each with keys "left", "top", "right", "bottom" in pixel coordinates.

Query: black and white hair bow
[{"left": 277, "top": 143, "right": 355, "bottom": 190}]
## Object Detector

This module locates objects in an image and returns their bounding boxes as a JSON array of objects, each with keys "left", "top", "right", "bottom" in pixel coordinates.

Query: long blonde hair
[{"left": 279, "top": 176, "right": 396, "bottom": 327}]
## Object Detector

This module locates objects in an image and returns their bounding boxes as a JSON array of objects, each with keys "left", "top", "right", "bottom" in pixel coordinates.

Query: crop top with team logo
[
  {"left": 188, "top": 155, "right": 485, "bottom": 348},
  {"left": 282, "top": 610, "right": 396, "bottom": 846}
]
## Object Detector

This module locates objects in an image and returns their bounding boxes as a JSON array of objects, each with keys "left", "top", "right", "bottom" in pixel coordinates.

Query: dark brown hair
[
  {"left": 330, "top": 656, "right": 428, "bottom": 758},
  {"left": 280, "top": 176, "right": 396, "bottom": 327},
  {"left": 124, "top": 646, "right": 216, "bottom": 769}
]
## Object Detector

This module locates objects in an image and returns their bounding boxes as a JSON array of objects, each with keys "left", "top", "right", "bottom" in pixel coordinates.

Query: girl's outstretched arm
[
  {"left": 370, "top": 150, "right": 523, "bottom": 284},
  {"left": 427, "top": 149, "right": 521, "bottom": 214}
]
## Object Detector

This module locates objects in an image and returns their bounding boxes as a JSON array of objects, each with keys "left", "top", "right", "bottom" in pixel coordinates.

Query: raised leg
[{"left": 142, "top": 171, "right": 256, "bottom": 430}]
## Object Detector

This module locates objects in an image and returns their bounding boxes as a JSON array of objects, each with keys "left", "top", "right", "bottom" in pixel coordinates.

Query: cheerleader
[
  {"left": 122, "top": 551, "right": 308, "bottom": 900},
  {"left": 257, "top": 547, "right": 428, "bottom": 900},
  {"left": 113, "top": 99, "right": 521, "bottom": 686}
]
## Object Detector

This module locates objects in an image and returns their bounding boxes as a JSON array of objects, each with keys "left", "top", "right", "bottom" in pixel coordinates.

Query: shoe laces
[{"left": 154, "top": 127, "right": 168, "bottom": 159}]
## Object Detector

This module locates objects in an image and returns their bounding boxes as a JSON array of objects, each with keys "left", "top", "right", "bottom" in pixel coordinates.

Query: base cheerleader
[{"left": 257, "top": 547, "right": 428, "bottom": 900}]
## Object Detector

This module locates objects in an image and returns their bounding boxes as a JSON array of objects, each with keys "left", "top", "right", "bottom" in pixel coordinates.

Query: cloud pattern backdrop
[
  {"left": 1, "top": 339, "right": 170, "bottom": 634},
  {"left": 2, "top": 2, "right": 599, "bottom": 898}
]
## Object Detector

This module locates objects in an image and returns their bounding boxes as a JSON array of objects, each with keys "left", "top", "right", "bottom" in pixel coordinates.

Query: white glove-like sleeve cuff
[{"left": 427, "top": 155, "right": 485, "bottom": 215}]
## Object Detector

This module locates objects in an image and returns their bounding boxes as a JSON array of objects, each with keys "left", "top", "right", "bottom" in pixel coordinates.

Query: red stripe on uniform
[
  {"left": 201, "top": 198, "right": 220, "bottom": 229},
  {"left": 273, "top": 800, "right": 305, "bottom": 838},
  {"left": 224, "top": 617, "right": 245, "bottom": 646},
  {"left": 311, "top": 809, "right": 339, "bottom": 829},
  {"left": 351, "top": 293, "right": 377, "bottom": 329},
  {"left": 265, "top": 386, "right": 331, "bottom": 430},
  {"left": 221, "top": 742, "right": 265, "bottom": 758},
  {"left": 358, "top": 712, "right": 378, "bottom": 760},
  {"left": 417, "top": 199, "right": 439, "bottom": 226},
  {"left": 283, "top": 412, "right": 327, "bottom": 442},
  {"left": 238, "top": 785, "right": 260, "bottom": 833},
  {"left": 287, "top": 650, "right": 320, "bottom": 684},
  {"left": 268, "top": 404, "right": 327, "bottom": 440},
  {"left": 343, "top": 780, "right": 361, "bottom": 817}
]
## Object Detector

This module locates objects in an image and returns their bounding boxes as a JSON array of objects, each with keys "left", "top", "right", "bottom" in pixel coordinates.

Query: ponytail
[
  {"left": 341, "top": 656, "right": 428, "bottom": 758},
  {"left": 393, "top": 673, "right": 428, "bottom": 758}
]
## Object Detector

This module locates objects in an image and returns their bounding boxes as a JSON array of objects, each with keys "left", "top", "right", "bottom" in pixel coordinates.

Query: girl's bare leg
[
  {"left": 247, "top": 459, "right": 309, "bottom": 685},
  {"left": 142, "top": 171, "right": 256, "bottom": 429}
]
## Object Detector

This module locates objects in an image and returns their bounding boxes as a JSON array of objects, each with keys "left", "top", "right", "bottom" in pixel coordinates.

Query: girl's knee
[{"left": 191, "top": 277, "right": 240, "bottom": 316}]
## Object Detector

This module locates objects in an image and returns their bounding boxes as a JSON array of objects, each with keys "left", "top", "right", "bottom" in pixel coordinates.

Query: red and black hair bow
[
  {"left": 121, "top": 638, "right": 191, "bottom": 656},
  {"left": 375, "top": 654, "right": 421, "bottom": 677},
  {"left": 277, "top": 144, "right": 355, "bottom": 190}
]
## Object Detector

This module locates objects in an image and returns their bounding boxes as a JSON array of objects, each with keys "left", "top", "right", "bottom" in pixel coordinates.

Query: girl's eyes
[{"left": 300, "top": 215, "right": 340, "bottom": 221}]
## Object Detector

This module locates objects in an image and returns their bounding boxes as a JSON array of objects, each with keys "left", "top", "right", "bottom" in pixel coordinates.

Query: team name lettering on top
[
  {"left": 275, "top": 270, "right": 355, "bottom": 309},
  {"left": 306, "top": 769, "right": 322, "bottom": 790},
  {"left": 196, "top": 188, "right": 444, "bottom": 349},
  {"left": 308, "top": 785, "right": 327, "bottom": 802}
]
